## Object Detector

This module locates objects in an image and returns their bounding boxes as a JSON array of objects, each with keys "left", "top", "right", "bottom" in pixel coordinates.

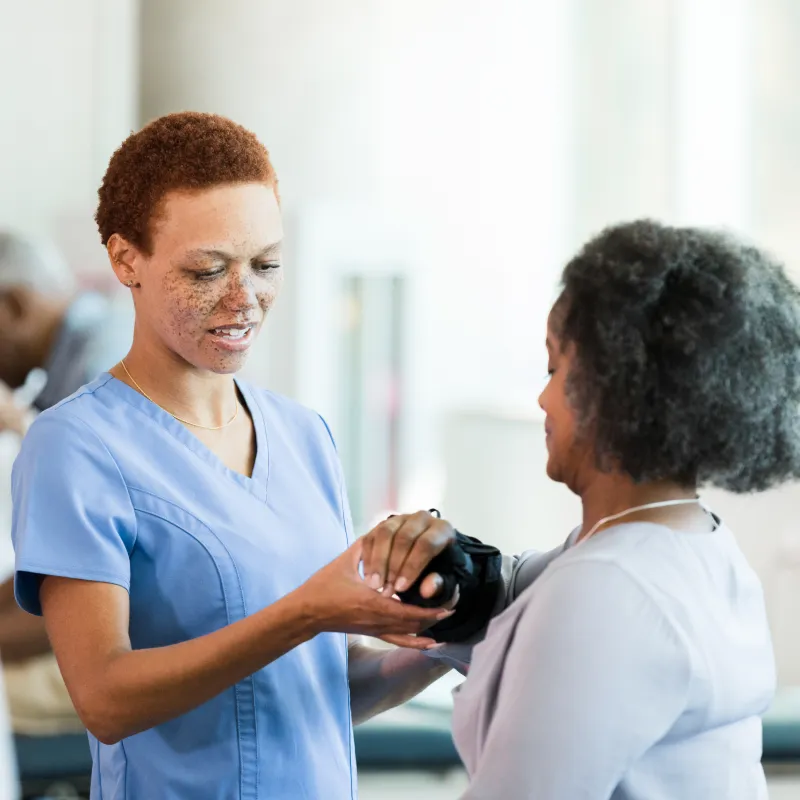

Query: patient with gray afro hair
[{"left": 555, "top": 218, "right": 800, "bottom": 493}]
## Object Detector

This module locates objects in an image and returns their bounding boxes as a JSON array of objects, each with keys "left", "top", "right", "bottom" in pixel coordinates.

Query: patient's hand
[
  {"left": 0, "top": 381, "right": 32, "bottom": 437},
  {"left": 361, "top": 510, "right": 457, "bottom": 599}
]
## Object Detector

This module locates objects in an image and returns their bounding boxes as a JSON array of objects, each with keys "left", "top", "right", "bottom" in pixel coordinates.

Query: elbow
[
  {"left": 82, "top": 712, "right": 127, "bottom": 746},
  {"left": 73, "top": 689, "right": 129, "bottom": 746},
  {"left": 349, "top": 704, "right": 372, "bottom": 727},
  {"left": 89, "top": 726, "right": 124, "bottom": 747},
  {"left": 69, "top": 653, "right": 150, "bottom": 745},
  {"left": 78, "top": 704, "right": 124, "bottom": 746}
]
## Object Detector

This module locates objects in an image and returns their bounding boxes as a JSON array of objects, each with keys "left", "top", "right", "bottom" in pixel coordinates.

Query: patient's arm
[
  {"left": 421, "top": 538, "right": 572, "bottom": 673},
  {"left": 0, "top": 576, "right": 51, "bottom": 663},
  {"left": 502, "top": 541, "right": 571, "bottom": 607}
]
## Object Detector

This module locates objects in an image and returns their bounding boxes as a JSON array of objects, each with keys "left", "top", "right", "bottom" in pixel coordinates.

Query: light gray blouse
[{"left": 429, "top": 521, "right": 774, "bottom": 799}]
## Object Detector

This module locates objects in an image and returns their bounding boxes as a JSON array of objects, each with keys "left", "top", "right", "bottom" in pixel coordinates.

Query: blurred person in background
[
  {"left": 10, "top": 112, "right": 455, "bottom": 800},
  {"left": 365, "top": 221, "right": 799, "bottom": 799},
  {"left": 0, "top": 230, "right": 131, "bottom": 736},
  {"left": 0, "top": 667, "right": 18, "bottom": 800},
  {"left": 0, "top": 231, "right": 130, "bottom": 430}
]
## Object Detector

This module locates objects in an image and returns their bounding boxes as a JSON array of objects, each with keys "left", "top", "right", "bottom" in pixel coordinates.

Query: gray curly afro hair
[{"left": 555, "top": 219, "right": 800, "bottom": 493}]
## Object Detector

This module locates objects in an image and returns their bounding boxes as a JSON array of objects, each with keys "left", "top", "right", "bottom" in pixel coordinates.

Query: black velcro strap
[{"left": 397, "top": 531, "right": 502, "bottom": 643}]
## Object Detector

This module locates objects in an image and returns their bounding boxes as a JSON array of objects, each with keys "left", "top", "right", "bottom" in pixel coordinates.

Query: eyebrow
[{"left": 183, "top": 241, "right": 283, "bottom": 262}]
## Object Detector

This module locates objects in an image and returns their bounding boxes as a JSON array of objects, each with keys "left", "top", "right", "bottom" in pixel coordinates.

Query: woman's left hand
[{"left": 361, "top": 510, "right": 457, "bottom": 600}]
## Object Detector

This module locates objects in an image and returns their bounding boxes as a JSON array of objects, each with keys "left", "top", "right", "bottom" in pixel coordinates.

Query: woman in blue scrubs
[{"left": 10, "top": 112, "right": 456, "bottom": 800}]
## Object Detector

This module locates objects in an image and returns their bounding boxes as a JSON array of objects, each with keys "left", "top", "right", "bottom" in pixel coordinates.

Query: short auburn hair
[{"left": 95, "top": 112, "right": 278, "bottom": 253}]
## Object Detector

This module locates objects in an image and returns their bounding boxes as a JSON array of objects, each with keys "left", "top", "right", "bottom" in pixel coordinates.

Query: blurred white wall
[
  {"left": 752, "top": 0, "right": 800, "bottom": 281},
  {"left": 0, "top": 0, "right": 138, "bottom": 279}
]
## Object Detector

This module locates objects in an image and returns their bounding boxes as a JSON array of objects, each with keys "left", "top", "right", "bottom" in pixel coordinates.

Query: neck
[
  {"left": 116, "top": 335, "right": 237, "bottom": 428},
  {"left": 578, "top": 475, "right": 697, "bottom": 542}
]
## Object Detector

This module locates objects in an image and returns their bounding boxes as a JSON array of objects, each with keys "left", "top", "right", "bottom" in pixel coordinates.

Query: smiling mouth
[{"left": 209, "top": 324, "right": 255, "bottom": 340}]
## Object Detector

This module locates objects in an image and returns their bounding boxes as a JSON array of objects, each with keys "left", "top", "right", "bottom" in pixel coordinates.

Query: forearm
[
  {"left": 69, "top": 590, "right": 317, "bottom": 744},
  {"left": 347, "top": 639, "right": 451, "bottom": 725},
  {"left": 0, "top": 605, "right": 52, "bottom": 663},
  {"left": 0, "top": 578, "right": 15, "bottom": 609}
]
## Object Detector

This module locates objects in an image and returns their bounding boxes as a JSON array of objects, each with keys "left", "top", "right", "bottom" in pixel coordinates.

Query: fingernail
[
  {"left": 368, "top": 573, "right": 381, "bottom": 590},
  {"left": 436, "top": 609, "right": 455, "bottom": 620},
  {"left": 394, "top": 577, "right": 409, "bottom": 592}
]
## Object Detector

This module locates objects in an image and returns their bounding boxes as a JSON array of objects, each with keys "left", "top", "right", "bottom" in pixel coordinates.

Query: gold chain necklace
[{"left": 119, "top": 360, "right": 239, "bottom": 431}]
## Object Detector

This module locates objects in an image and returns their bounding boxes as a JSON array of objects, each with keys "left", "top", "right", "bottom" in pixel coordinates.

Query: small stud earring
[{"left": 126, "top": 281, "right": 134, "bottom": 287}]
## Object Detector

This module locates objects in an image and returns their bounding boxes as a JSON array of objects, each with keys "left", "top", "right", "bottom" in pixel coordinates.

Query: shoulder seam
[{"left": 43, "top": 373, "right": 114, "bottom": 414}]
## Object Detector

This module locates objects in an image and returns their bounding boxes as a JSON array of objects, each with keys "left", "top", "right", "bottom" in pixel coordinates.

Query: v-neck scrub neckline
[{"left": 104, "top": 373, "right": 270, "bottom": 502}]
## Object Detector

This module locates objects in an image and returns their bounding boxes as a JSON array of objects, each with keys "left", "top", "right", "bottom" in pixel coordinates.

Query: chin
[
  {"left": 207, "top": 353, "right": 251, "bottom": 375},
  {"left": 187, "top": 345, "right": 252, "bottom": 375},
  {"left": 544, "top": 437, "right": 561, "bottom": 483},
  {"left": 545, "top": 457, "right": 563, "bottom": 484}
]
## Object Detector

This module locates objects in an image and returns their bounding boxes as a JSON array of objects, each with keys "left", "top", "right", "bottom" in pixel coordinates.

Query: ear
[
  {"left": 0, "top": 285, "right": 32, "bottom": 321},
  {"left": 107, "top": 234, "right": 143, "bottom": 290}
]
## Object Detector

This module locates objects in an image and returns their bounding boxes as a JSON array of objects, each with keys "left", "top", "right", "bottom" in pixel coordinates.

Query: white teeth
[{"left": 213, "top": 327, "right": 248, "bottom": 339}]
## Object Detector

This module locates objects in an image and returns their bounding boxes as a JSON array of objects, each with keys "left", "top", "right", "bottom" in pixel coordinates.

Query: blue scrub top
[{"left": 11, "top": 374, "right": 357, "bottom": 800}]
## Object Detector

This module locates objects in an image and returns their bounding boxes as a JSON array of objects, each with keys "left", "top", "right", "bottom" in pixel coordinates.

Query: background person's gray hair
[{"left": 0, "top": 230, "right": 76, "bottom": 296}]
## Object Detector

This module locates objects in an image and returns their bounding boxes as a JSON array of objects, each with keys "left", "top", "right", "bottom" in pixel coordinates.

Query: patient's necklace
[{"left": 581, "top": 498, "right": 701, "bottom": 543}]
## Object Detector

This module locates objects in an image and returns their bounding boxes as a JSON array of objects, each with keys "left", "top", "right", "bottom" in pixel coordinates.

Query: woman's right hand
[{"left": 297, "top": 537, "right": 454, "bottom": 642}]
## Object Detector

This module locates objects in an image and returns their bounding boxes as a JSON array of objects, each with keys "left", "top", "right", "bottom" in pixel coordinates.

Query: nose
[
  {"left": 538, "top": 381, "right": 548, "bottom": 412},
  {"left": 221, "top": 264, "right": 257, "bottom": 311}
]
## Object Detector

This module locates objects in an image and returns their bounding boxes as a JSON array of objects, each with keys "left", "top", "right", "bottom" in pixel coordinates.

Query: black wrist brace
[{"left": 397, "top": 531, "right": 502, "bottom": 643}]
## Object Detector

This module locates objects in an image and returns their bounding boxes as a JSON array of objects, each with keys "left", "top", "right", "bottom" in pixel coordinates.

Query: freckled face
[{"left": 134, "top": 183, "right": 283, "bottom": 374}]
